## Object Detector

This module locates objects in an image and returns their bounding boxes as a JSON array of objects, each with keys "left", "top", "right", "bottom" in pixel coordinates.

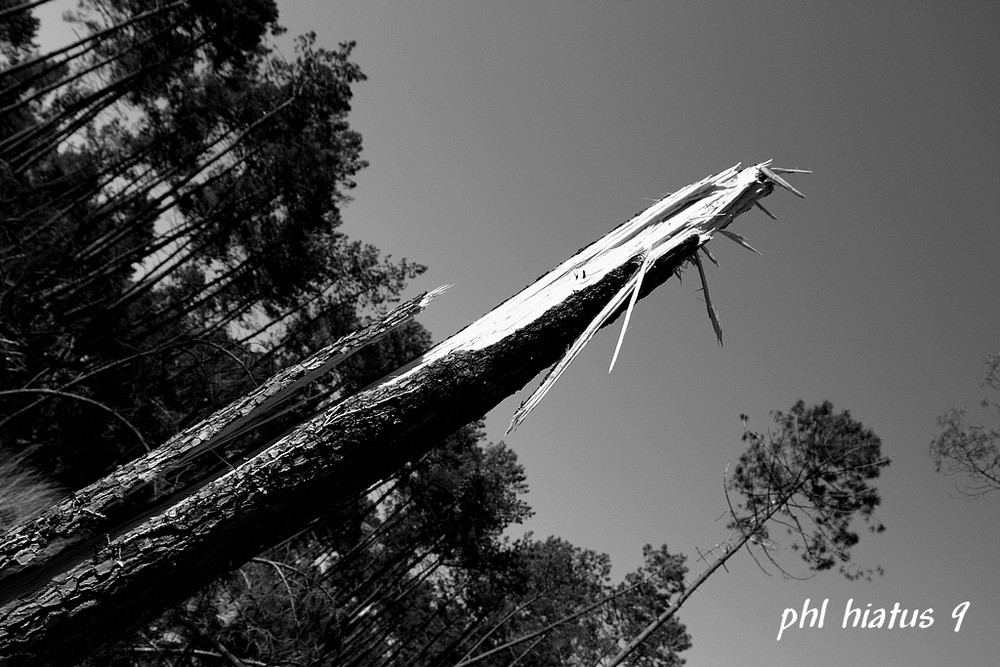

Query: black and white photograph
[{"left": 2, "top": 1, "right": 998, "bottom": 665}]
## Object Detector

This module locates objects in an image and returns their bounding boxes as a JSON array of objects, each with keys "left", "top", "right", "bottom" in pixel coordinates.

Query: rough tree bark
[
  {"left": 0, "top": 162, "right": 803, "bottom": 665},
  {"left": 0, "top": 286, "right": 449, "bottom": 604}
]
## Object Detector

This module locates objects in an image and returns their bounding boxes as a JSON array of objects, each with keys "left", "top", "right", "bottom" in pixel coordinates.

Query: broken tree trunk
[
  {"left": 0, "top": 286, "right": 449, "bottom": 605},
  {"left": 0, "top": 162, "right": 801, "bottom": 666}
]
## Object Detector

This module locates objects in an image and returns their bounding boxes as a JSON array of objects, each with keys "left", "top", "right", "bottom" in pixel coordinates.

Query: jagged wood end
[
  {"left": 419, "top": 283, "right": 451, "bottom": 308},
  {"left": 504, "top": 162, "right": 785, "bottom": 431}
]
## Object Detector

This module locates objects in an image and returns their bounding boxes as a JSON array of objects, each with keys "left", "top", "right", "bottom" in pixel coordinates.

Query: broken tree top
[{"left": 391, "top": 160, "right": 808, "bottom": 432}]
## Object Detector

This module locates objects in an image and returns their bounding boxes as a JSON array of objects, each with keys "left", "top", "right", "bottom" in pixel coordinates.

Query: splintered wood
[
  {"left": 504, "top": 161, "right": 807, "bottom": 431},
  {"left": 389, "top": 160, "right": 807, "bottom": 432}
]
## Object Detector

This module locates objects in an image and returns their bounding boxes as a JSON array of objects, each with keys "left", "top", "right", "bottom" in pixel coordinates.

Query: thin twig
[{"left": 0, "top": 388, "right": 149, "bottom": 451}]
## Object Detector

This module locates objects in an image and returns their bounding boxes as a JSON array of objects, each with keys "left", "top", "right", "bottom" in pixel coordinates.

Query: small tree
[
  {"left": 930, "top": 352, "right": 1000, "bottom": 496},
  {"left": 606, "top": 401, "right": 889, "bottom": 666}
]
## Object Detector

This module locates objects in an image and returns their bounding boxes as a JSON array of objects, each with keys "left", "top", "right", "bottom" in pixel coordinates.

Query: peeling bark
[{"left": 0, "top": 162, "right": 794, "bottom": 665}]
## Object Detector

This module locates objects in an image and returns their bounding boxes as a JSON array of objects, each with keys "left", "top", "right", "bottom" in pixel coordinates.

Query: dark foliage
[
  {"left": 728, "top": 400, "right": 889, "bottom": 579},
  {"left": 930, "top": 352, "right": 1000, "bottom": 496},
  {"left": 0, "top": 0, "right": 421, "bottom": 488}
]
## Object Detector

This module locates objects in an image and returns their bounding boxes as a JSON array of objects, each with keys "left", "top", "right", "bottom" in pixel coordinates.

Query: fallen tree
[{"left": 0, "top": 161, "right": 806, "bottom": 665}]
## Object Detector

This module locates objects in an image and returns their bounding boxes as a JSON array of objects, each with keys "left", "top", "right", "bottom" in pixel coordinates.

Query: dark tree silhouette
[
  {"left": 930, "top": 352, "right": 1000, "bottom": 496},
  {"left": 607, "top": 401, "right": 889, "bottom": 666}
]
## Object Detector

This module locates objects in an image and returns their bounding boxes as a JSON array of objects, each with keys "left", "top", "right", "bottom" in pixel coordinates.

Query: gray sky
[{"left": 36, "top": 1, "right": 1000, "bottom": 664}]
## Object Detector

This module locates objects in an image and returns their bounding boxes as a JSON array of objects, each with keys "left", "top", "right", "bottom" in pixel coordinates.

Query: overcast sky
[{"left": 36, "top": 1, "right": 1000, "bottom": 664}]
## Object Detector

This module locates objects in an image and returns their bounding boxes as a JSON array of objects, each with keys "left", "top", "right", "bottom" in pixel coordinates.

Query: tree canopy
[
  {"left": 930, "top": 352, "right": 1000, "bottom": 496},
  {"left": 1, "top": 0, "right": 421, "bottom": 490},
  {"left": 727, "top": 400, "right": 888, "bottom": 579}
]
